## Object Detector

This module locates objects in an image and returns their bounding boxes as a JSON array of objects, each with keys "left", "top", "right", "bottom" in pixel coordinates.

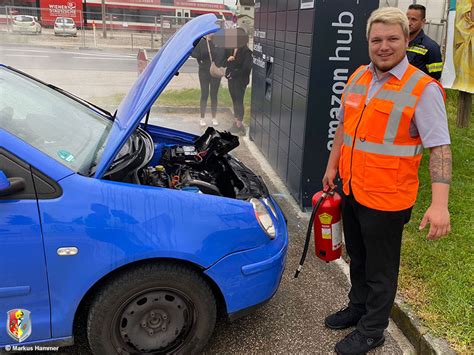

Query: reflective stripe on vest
[
  {"left": 344, "top": 69, "right": 425, "bottom": 155},
  {"left": 343, "top": 133, "right": 424, "bottom": 156},
  {"left": 342, "top": 68, "right": 367, "bottom": 105}
]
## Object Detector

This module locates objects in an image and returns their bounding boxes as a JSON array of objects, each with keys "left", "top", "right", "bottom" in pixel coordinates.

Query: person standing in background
[
  {"left": 191, "top": 36, "right": 227, "bottom": 127},
  {"left": 226, "top": 28, "right": 252, "bottom": 136},
  {"left": 406, "top": 4, "right": 444, "bottom": 79}
]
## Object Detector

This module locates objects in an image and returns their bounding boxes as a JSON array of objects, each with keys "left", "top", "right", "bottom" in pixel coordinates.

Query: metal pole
[
  {"left": 109, "top": 13, "right": 113, "bottom": 38},
  {"left": 81, "top": 10, "right": 86, "bottom": 48},
  {"left": 101, "top": 0, "right": 107, "bottom": 38},
  {"left": 5, "top": 6, "right": 9, "bottom": 32},
  {"left": 160, "top": 15, "right": 164, "bottom": 47}
]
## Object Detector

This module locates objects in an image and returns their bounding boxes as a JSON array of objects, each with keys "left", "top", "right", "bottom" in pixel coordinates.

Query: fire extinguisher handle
[{"left": 323, "top": 185, "right": 337, "bottom": 196}]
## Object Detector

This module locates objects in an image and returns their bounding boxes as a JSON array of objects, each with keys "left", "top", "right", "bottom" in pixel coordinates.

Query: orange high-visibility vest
[{"left": 339, "top": 64, "right": 445, "bottom": 211}]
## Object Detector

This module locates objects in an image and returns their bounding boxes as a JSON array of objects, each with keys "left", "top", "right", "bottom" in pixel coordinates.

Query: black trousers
[
  {"left": 198, "top": 69, "right": 221, "bottom": 118},
  {"left": 342, "top": 193, "right": 412, "bottom": 337},
  {"left": 228, "top": 79, "right": 247, "bottom": 121}
]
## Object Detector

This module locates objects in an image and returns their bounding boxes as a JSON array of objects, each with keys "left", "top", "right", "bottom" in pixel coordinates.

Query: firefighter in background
[
  {"left": 406, "top": 4, "right": 444, "bottom": 79},
  {"left": 322, "top": 7, "right": 452, "bottom": 354}
]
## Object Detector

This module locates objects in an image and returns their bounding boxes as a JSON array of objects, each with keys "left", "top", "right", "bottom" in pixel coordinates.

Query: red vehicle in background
[{"left": 2, "top": 0, "right": 233, "bottom": 30}]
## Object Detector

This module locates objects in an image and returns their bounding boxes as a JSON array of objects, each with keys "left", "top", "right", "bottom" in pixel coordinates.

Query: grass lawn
[
  {"left": 156, "top": 87, "right": 252, "bottom": 123},
  {"left": 398, "top": 89, "right": 473, "bottom": 353},
  {"left": 99, "top": 87, "right": 252, "bottom": 123}
]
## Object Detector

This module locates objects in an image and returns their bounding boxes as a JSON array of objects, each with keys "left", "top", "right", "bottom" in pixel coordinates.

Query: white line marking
[
  {"left": 65, "top": 51, "right": 135, "bottom": 58},
  {"left": 71, "top": 56, "right": 136, "bottom": 61},
  {"left": 5, "top": 54, "right": 49, "bottom": 58},
  {"left": 0, "top": 47, "right": 135, "bottom": 58}
]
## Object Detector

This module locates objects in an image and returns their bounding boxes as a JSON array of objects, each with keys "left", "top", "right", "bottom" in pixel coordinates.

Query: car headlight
[
  {"left": 250, "top": 198, "right": 276, "bottom": 239},
  {"left": 262, "top": 197, "right": 277, "bottom": 219}
]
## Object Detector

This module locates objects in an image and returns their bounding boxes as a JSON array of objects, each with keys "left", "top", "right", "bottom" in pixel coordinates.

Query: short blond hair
[{"left": 366, "top": 7, "right": 409, "bottom": 39}]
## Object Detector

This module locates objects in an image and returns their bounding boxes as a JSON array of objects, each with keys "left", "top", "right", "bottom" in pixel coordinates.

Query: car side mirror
[{"left": 0, "top": 170, "right": 26, "bottom": 197}]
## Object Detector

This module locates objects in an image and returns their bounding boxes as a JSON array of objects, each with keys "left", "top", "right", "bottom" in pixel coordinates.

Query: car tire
[{"left": 87, "top": 263, "right": 217, "bottom": 354}]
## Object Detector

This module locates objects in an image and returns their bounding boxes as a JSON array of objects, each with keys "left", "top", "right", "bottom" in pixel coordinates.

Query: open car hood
[{"left": 94, "top": 14, "right": 220, "bottom": 179}]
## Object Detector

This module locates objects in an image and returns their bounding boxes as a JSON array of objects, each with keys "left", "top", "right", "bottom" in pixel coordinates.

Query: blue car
[{"left": 0, "top": 14, "right": 288, "bottom": 354}]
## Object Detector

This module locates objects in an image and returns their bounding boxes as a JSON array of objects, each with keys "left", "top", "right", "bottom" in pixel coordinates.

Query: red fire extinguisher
[{"left": 294, "top": 188, "right": 342, "bottom": 278}]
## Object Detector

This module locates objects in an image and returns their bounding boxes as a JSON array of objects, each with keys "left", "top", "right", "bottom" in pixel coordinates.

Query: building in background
[
  {"left": 235, "top": 0, "right": 254, "bottom": 34},
  {"left": 0, "top": 0, "right": 233, "bottom": 30}
]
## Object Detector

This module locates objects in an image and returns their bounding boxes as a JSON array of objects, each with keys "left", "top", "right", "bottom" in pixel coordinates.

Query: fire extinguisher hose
[{"left": 294, "top": 191, "right": 328, "bottom": 278}]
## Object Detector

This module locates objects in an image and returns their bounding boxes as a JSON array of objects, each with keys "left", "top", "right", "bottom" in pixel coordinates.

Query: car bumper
[
  {"left": 12, "top": 27, "right": 38, "bottom": 33},
  {"left": 54, "top": 28, "right": 77, "bottom": 36},
  {"left": 204, "top": 197, "right": 288, "bottom": 316}
]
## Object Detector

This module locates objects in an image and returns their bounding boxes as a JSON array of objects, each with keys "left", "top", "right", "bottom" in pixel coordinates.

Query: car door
[{"left": 0, "top": 148, "right": 51, "bottom": 345}]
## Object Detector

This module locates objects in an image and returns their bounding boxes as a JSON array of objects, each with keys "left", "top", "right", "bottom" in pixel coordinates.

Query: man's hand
[
  {"left": 322, "top": 167, "right": 338, "bottom": 190},
  {"left": 419, "top": 204, "right": 451, "bottom": 240}
]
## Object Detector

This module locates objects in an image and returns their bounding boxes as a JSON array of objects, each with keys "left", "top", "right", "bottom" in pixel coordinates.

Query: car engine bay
[{"left": 107, "top": 127, "right": 268, "bottom": 200}]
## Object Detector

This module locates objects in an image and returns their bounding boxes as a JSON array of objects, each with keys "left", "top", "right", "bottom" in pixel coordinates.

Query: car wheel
[{"left": 87, "top": 263, "right": 216, "bottom": 354}]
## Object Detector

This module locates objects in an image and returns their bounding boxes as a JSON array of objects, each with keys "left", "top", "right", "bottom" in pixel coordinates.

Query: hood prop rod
[{"left": 144, "top": 109, "right": 151, "bottom": 130}]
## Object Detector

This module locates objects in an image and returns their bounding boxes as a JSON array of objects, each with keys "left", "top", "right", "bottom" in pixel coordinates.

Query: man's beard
[{"left": 375, "top": 62, "right": 396, "bottom": 73}]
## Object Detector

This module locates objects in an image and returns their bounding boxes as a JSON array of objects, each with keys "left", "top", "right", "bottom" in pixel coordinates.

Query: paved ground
[{"left": 0, "top": 29, "right": 235, "bottom": 100}]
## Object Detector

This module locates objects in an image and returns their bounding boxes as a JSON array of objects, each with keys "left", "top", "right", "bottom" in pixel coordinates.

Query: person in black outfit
[
  {"left": 191, "top": 36, "right": 227, "bottom": 126},
  {"left": 406, "top": 4, "right": 443, "bottom": 79},
  {"left": 226, "top": 29, "right": 252, "bottom": 135}
]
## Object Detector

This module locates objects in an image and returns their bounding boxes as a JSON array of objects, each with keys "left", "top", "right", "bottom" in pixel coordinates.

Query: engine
[{"left": 141, "top": 127, "right": 254, "bottom": 198}]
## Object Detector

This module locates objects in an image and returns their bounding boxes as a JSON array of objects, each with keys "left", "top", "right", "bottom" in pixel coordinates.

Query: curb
[
  {"left": 240, "top": 134, "right": 456, "bottom": 355},
  {"left": 391, "top": 298, "right": 456, "bottom": 354}
]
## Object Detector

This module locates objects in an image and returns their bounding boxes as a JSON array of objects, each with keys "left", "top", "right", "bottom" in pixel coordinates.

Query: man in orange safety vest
[{"left": 322, "top": 7, "right": 452, "bottom": 354}]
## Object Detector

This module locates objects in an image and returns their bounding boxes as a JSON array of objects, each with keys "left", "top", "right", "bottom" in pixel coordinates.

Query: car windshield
[
  {"left": 65, "top": 18, "right": 74, "bottom": 24},
  {"left": 0, "top": 67, "right": 113, "bottom": 175},
  {"left": 15, "top": 16, "right": 33, "bottom": 22}
]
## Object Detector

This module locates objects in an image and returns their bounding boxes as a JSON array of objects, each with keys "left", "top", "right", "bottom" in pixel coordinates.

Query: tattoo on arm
[{"left": 429, "top": 145, "right": 452, "bottom": 184}]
